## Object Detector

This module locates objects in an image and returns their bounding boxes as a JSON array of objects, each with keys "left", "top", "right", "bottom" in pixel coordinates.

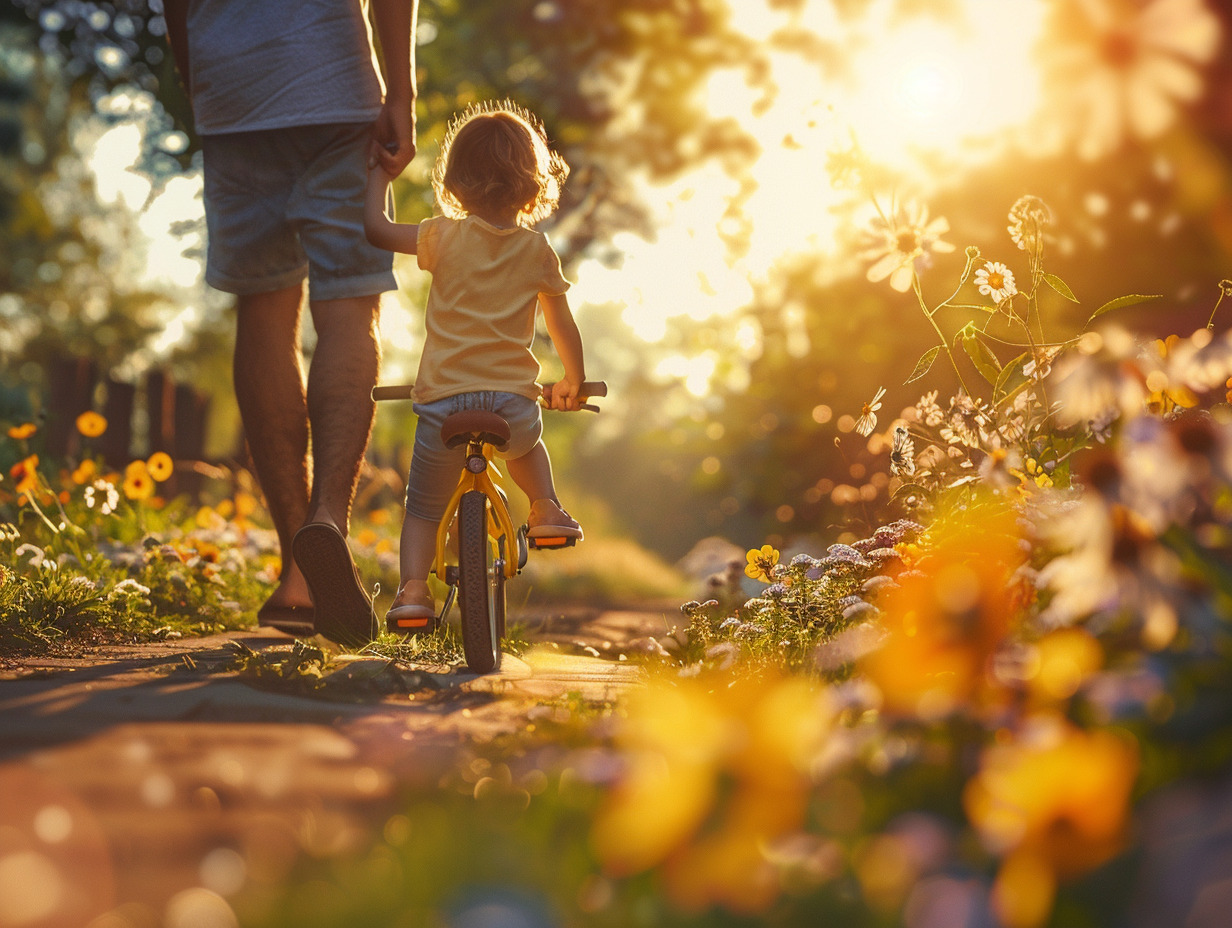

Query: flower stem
[{"left": 913, "top": 273, "right": 971, "bottom": 395}]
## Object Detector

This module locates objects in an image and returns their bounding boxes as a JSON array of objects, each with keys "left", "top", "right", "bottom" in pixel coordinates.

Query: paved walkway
[{"left": 0, "top": 609, "right": 672, "bottom": 927}]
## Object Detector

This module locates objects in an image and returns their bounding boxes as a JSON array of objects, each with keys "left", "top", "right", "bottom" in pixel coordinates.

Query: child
[{"left": 364, "top": 100, "right": 586, "bottom": 627}]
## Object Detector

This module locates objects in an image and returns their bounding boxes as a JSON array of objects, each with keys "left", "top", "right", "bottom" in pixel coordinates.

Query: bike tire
[{"left": 457, "top": 490, "right": 502, "bottom": 674}]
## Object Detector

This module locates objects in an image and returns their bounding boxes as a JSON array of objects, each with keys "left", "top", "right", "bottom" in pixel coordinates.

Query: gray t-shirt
[{"left": 185, "top": 0, "right": 384, "bottom": 135}]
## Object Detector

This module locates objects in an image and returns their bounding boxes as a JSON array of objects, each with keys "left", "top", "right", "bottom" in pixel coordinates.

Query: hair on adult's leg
[
  {"left": 234, "top": 285, "right": 313, "bottom": 609},
  {"left": 305, "top": 295, "right": 381, "bottom": 534}
]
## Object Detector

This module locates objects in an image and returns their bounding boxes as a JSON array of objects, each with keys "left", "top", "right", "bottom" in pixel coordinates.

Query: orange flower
[
  {"left": 9, "top": 455, "right": 39, "bottom": 496},
  {"left": 861, "top": 510, "right": 1028, "bottom": 718},
  {"left": 965, "top": 717, "right": 1139, "bottom": 927},
  {"left": 7, "top": 423, "right": 36, "bottom": 440},
  {"left": 146, "top": 452, "right": 174, "bottom": 482},
  {"left": 1225, "top": 375, "right": 1232, "bottom": 405},
  {"left": 76, "top": 411, "right": 107, "bottom": 438},
  {"left": 122, "top": 461, "right": 154, "bottom": 501},
  {"left": 71, "top": 459, "right": 97, "bottom": 485}
]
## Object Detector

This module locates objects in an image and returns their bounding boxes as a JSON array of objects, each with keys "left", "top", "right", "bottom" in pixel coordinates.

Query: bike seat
[{"left": 440, "top": 409, "right": 512, "bottom": 449}]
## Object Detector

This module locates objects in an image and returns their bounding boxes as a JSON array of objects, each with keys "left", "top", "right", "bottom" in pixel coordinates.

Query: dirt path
[{"left": 0, "top": 607, "right": 675, "bottom": 928}]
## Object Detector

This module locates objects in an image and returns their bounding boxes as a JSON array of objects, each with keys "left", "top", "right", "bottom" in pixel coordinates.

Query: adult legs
[
  {"left": 304, "top": 295, "right": 381, "bottom": 532},
  {"left": 233, "top": 284, "right": 313, "bottom": 610}
]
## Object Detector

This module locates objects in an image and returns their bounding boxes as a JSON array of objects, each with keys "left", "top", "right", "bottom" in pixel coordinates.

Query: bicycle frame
[{"left": 434, "top": 440, "right": 520, "bottom": 583}]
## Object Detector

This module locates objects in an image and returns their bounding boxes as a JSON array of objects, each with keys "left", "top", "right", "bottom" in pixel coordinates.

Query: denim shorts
[
  {"left": 405, "top": 392, "right": 543, "bottom": 521},
  {"left": 201, "top": 122, "right": 396, "bottom": 301}
]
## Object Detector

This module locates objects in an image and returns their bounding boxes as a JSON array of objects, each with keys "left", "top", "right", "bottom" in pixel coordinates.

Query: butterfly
[
  {"left": 855, "top": 386, "right": 886, "bottom": 437},
  {"left": 889, "top": 424, "right": 915, "bottom": 476}
]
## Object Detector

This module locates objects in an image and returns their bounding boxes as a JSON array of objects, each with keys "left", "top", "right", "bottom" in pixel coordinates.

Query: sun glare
[{"left": 576, "top": 0, "right": 1048, "bottom": 405}]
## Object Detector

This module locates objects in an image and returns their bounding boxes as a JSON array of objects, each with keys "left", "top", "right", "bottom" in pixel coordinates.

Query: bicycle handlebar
[{"left": 371, "top": 381, "right": 608, "bottom": 410}]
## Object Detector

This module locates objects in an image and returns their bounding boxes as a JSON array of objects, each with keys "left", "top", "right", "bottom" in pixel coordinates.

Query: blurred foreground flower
[
  {"left": 7, "top": 423, "right": 36, "bottom": 440},
  {"left": 592, "top": 672, "right": 834, "bottom": 914},
  {"left": 860, "top": 510, "right": 1029, "bottom": 718},
  {"left": 1041, "top": 0, "right": 1222, "bottom": 160},
  {"left": 861, "top": 203, "right": 955, "bottom": 293},
  {"left": 75, "top": 411, "right": 107, "bottom": 438},
  {"left": 964, "top": 715, "right": 1138, "bottom": 927}
]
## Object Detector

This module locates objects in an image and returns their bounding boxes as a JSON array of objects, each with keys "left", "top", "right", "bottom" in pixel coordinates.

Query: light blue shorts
[
  {"left": 405, "top": 392, "right": 543, "bottom": 521},
  {"left": 201, "top": 122, "right": 396, "bottom": 301}
]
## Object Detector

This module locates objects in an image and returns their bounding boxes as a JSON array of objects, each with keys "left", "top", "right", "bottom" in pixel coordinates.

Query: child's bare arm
[
  {"left": 364, "top": 167, "right": 419, "bottom": 254},
  {"left": 539, "top": 292, "right": 586, "bottom": 410}
]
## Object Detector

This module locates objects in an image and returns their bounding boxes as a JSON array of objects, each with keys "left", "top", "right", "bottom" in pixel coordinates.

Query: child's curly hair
[{"left": 432, "top": 100, "right": 569, "bottom": 228}]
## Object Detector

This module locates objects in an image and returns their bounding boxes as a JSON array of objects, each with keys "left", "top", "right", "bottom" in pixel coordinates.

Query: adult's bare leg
[
  {"left": 304, "top": 295, "right": 381, "bottom": 533},
  {"left": 233, "top": 285, "right": 313, "bottom": 610}
]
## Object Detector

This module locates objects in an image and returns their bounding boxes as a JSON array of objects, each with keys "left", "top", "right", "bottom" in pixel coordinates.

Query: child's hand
[{"left": 548, "top": 378, "right": 582, "bottom": 411}]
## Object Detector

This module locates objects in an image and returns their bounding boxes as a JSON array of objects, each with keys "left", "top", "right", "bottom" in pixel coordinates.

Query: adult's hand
[{"left": 369, "top": 99, "right": 416, "bottom": 176}]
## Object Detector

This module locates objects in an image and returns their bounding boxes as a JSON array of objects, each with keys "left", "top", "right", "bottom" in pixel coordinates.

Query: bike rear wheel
[{"left": 456, "top": 490, "right": 504, "bottom": 674}]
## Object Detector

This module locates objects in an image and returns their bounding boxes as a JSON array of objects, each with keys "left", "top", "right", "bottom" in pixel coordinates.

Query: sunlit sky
[{"left": 95, "top": 0, "right": 1048, "bottom": 385}]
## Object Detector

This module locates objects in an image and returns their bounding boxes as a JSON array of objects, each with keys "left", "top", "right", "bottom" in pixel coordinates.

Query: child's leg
[
  {"left": 391, "top": 513, "right": 437, "bottom": 607},
  {"left": 506, "top": 440, "right": 583, "bottom": 539},
  {"left": 504, "top": 439, "right": 558, "bottom": 503}
]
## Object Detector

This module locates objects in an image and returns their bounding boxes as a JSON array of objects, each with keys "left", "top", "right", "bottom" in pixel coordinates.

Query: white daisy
[
  {"left": 861, "top": 203, "right": 956, "bottom": 293},
  {"left": 855, "top": 386, "right": 886, "bottom": 437},
  {"left": 1040, "top": 0, "right": 1222, "bottom": 161},
  {"left": 975, "top": 261, "right": 1018, "bottom": 304}
]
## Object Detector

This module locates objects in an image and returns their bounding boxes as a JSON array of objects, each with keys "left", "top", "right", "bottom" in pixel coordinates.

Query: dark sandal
[
  {"left": 256, "top": 603, "right": 315, "bottom": 637},
  {"left": 291, "top": 522, "right": 376, "bottom": 647}
]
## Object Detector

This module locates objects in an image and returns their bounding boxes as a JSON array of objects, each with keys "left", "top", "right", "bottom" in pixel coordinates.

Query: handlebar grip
[
  {"left": 540, "top": 380, "right": 608, "bottom": 399},
  {"left": 371, "top": 384, "right": 415, "bottom": 401}
]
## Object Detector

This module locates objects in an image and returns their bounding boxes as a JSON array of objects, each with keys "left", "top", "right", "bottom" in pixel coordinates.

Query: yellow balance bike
[{"left": 371, "top": 381, "right": 607, "bottom": 673}]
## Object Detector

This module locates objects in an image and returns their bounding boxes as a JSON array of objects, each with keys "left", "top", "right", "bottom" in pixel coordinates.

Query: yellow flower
[
  {"left": 744, "top": 544, "right": 780, "bottom": 582},
  {"left": 234, "top": 491, "right": 258, "bottom": 519},
  {"left": 1225, "top": 375, "right": 1232, "bottom": 404},
  {"left": 71, "top": 459, "right": 97, "bottom": 485},
  {"left": 965, "top": 717, "right": 1138, "bottom": 927},
  {"left": 1029, "top": 628, "right": 1103, "bottom": 703},
  {"left": 146, "top": 452, "right": 174, "bottom": 482},
  {"left": 7, "top": 423, "right": 36, "bottom": 440},
  {"left": 122, "top": 461, "right": 154, "bottom": 501},
  {"left": 76, "top": 411, "right": 107, "bottom": 438},
  {"left": 592, "top": 671, "right": 833, "bottom": 914},
  {"left": 1025, "top": 458, "right": 1053, "bottom": 489}
]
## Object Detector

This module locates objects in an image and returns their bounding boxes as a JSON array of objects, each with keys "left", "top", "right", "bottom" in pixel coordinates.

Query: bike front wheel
[{"left": 456, "top": 490, "right": 504, "bottom": 674}]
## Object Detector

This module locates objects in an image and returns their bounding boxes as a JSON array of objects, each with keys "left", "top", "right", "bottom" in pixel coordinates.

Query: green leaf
[
  {"left": 1086, "top": 293, "right": 1162, "bottom": 326},
  {"left": 1042, "top": 273, "right": 1079, "bottom": 302},
  {"left": 905, "top": 345, "right": 941, "bottom": 384},
  {"left": 994, "top": 351, "right": 1030, "bottom": 398},
  {"left": 961, "top": 327, "right": 1002, "bottom": 385},
  {"left": 891, "top": 482, "right": 931, "bottom": 502}
]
